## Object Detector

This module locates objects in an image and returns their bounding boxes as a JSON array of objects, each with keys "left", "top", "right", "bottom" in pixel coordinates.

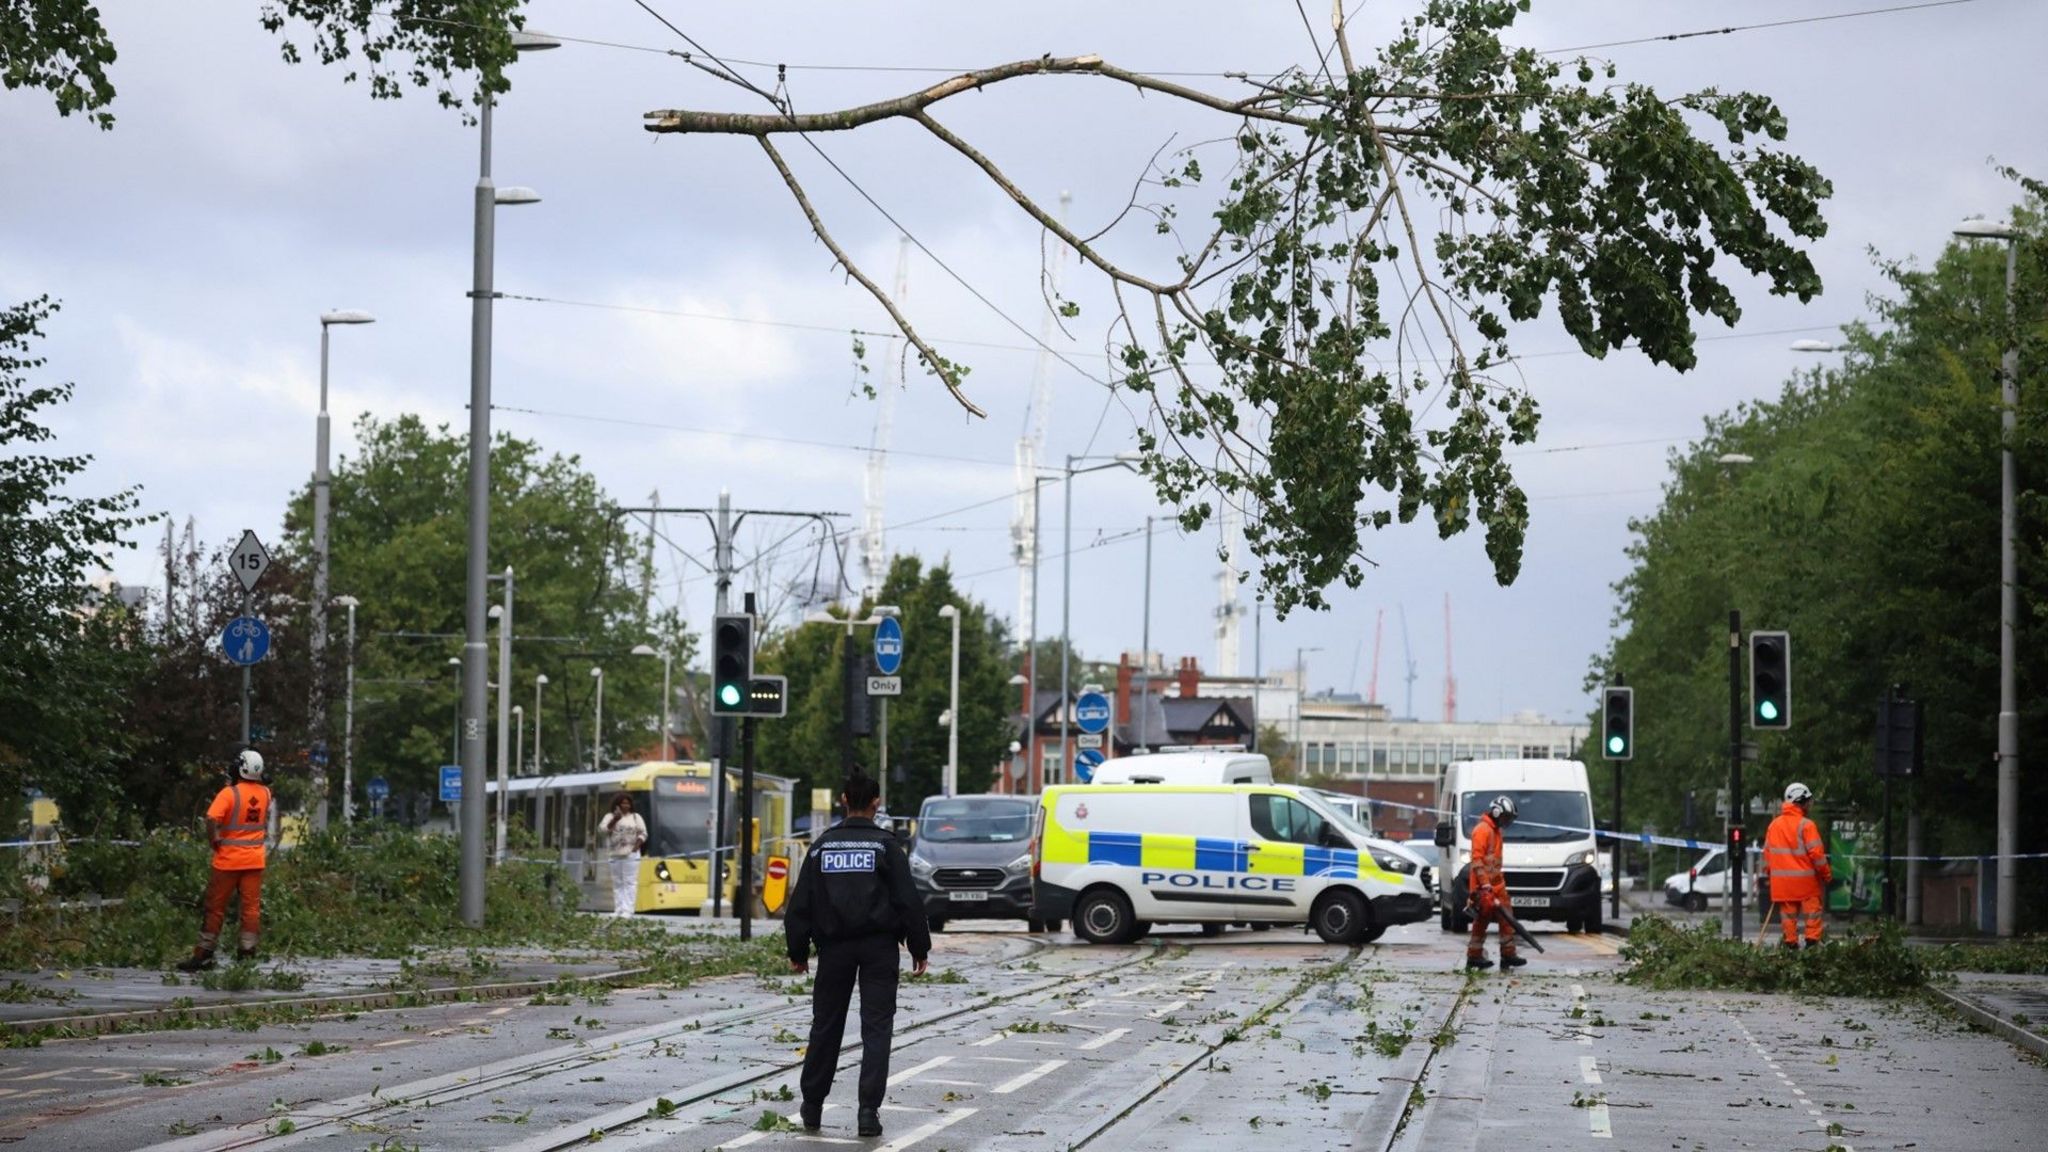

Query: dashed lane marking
[
  {"left": 1730, "top": 1013, "right": 1852, "bottom": 1151},
  {"left": 886, "top": 1056, "right": 950, "bottom": 1087},
  {"left": 1078, "top": 1027, "right": 1130, "bottom": 1051},
  {"left": 872, "top": 1106, "right": 976, "bottom": 1152},
  {"left": 373, "top": 1038, "right": 419, "bottom": 1048},
  {"left": 991, "top": 1060, "right": 1066, "bottom": 1095},
  {"left": 1145, "top": 1000, "right": 1188, "bottom": 1019},
  {"left": 1580, "top": 1056, "right": 1602, "bottom": 1085},
  {"left": 1571, "top": 984, "right": 1587, "bottom": 1001},
  {"left": 1587, "top": 1101, "right": 1612, "bottom": 1138}
]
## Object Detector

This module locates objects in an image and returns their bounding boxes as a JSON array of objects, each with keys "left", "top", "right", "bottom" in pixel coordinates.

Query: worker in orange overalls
[
  {"left": 1763, "top": 782, "right": 1831, "bottom": 949},
  {"left": 177, "top": 750, "right": 273, "bottom": 971},
  {"left": 1467, "top": 795, "right": 1527, "bottom": 971}
]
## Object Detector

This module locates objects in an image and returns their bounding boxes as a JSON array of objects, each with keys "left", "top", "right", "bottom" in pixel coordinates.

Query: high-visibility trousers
[
  {"left": 1467, "top": 894, "right": 1518, "bottom": 959},
  {"left": 1777, "top": 894, "right": 1823, "bottom": 945},
  {"left": 198, "top": 867, "right": 264, "bottom": 953}
]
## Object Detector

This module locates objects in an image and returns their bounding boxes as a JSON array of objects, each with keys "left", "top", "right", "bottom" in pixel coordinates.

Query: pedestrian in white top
[{"left": 601, "top": 794, "right": 648, "bottom": 916}]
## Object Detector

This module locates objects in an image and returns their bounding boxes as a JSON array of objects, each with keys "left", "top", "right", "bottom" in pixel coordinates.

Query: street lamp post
[
  {"left": 1060, "top": 453, "right": 1140, "bottom": 787},
  {"left": 334, "top": 595, "right": 360, "bottom": 826},
  {"left": 1954, "top": 217, "right": 2023, "bottom": 938},
  {"left": 459, "top": 30, "right": 559, "bottom": 929},
  {"left": 489, "top": 568, "right": 514, "bottom": 841},
  {"left": 312, "top": 310, "right": 374, "bottom": 832},
  {"left": 938, "top": 604, "right": 961, "bottom": 796},
  {"left": 532, "top": 673, "right": 548, "bottom": 775},
  {"left": 506, "top": 703, "right": 522, "bottom": 862},
  {"left": 633, "top": 644, "right": 673, "bottom": 761},
  {"left": 1294, "top": 646, "right": 1322, "bottom": 775},
  {"left": 590, "top": 666, "right": 605, "bottom": 772},
  {"left": 447, "top": 657, "right": 463, "bottom": 769}
]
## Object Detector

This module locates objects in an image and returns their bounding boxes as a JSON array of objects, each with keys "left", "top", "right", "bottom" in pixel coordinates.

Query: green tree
[
  {"left": 280, "top": 415, "right": 692, "bottom": 810},
  {"left": 0, "top": 296, "right": 153, "bottom": 829},
  {"left": 1589, "top": 185, "right": 2045, "bottom": 920},
  {"left": 753, "top": 557, "right": 1015, "bottom": 811}
]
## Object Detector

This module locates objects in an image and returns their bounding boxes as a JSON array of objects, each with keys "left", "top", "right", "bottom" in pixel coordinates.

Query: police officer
[{"left": 785, "top": 771, "right": 931, "bottom": 1139}]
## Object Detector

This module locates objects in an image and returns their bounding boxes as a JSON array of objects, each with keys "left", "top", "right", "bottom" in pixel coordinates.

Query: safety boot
[
  {"left": 236, "top": 948, "right": 258, "bottom": 962},
  {"left": 799, "top": 1100, "right": 822, "bottom": 1131},
  {"left": 1465, "top": 954, "right": 1494, "bottom": 971},
  {"left": 175, "top": 949, "right": 216, "bottom": 973},
  {"left": 1500, "top": 954, "right": 1528, "bottom": 970},
  {"left": 857, "top": 1108, "right": 883, "bottom": 1138}
]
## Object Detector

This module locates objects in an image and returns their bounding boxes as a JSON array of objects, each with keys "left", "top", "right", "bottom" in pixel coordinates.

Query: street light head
[
  {"left": 1789, "top": 339, "right": 1838, "bottom": 353},
  {"left": 488, "top": 604, "right": 503, "bottom": 619},
  {"left": 1715, "top": 453, "right": 1755, "bottom": 466},
  {"left": 939, "top": 709, "right": 953, "bottom": 728},
  {"left": 938, "top": 604, "right": 958, "bottom": 619},
  {"left": 1954, "top": 218, "right": 2018, "bottom": 241},
  {"left": 513, "top": 704, "right": 523, "bottom": 716},
  {"left": 1008, "top": 673, "right": 1029, "bottom": 686},
  {"left": 874, "top": 604, "right": 901, "bottom": 618},
  {"left": 448, "top": 656, "right": 462, "bottom": 667},
  {"left": 332, "top": 595, "right": 360, "bottom": 608},
  {"left": 320, "top": 310, "right": 376, "bottom": 326},
  {"left": 590, "top": 666, "right": 603, "bottom": 678},
  {"left": 494, "top": 186, "right": 542, "bottom": 206},
  {"left": 511, "top": 30, "right": 563, "bottom": 52},
  {"left": 631, "top": 644, "right": 658, "bottom": 657}
]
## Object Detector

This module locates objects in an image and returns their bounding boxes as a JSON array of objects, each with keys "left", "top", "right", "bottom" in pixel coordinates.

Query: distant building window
[
  {"left": 1371, "top": 746, "right": 1388, "bottom": 772},
  {"left": 1520, "top": 745, "right": 1551, "bottom": 759},
  {"left": 1338, "top": 743, "right": 1356, "bottom": 770}
]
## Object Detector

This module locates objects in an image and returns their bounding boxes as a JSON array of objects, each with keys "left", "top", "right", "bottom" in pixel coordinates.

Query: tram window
[
  {"left": 650, "top": 778, "right": 712, "bottom": 859},
  {"left": 567, "top": 796, "right": 588, "bottom": 848}
]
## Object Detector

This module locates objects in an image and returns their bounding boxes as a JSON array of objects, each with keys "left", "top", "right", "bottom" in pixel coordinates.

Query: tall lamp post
[
  {"left": 633, "top": 643, "right": 673, "bottom": 761},
  {"left": 1294, "top": 646, "right": 1323, "bottom": 775},
  {"left": 1059, "top": 453, "right": 1141, "bottom": 787},
  {"left": 1715, "top": 452, "right": 1754, "bottom": 941},
  {"left": 590, "top": 665, "right": 605, "bottom": 772},
  {"left": 459, "top": 29, "right": 560, "bottom": 929},
  {"left": 505, "top": 704, "right": 522, "bottom": 862},
  {"left": 334, "top": 595, "right": 360, "bottom": 826},
  {"left": 938, "top": 604, "right": 962, "bottom": 796},
  {"left": 447, "top": 657, "right": 463, "bottom": 769},
  {"left": 532, "top": 673, "right": 549, "bottom": 775},
  {"left": 312, "top": 309, "right": 374, "bottom": 831},
  {"left": 1954, "top": 217, "right": 2023, "bottom": 938}
]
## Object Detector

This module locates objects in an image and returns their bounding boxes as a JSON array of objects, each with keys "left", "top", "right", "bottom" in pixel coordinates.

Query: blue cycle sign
[
  {"left": 873, "top": 616, "right": 904, "bottom": 676},
  {"left": 222, "top": 616, "right": 270, "bottom": 666},
  {"left": 1074, "top": 748, "right": 1105, "bottom": 783},
  {"left": 439, "top": 765, "right": 462, "bottom": 803},
  {"left": 1074, "top": 690, "right": 1112, "bottom": 734},
  {"left": 366, "top": 777, "right": 390, "bottom": 803}
]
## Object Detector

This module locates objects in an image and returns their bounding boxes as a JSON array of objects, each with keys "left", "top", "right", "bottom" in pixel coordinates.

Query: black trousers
[{"left": 800, "top": 933, "right": 900, "bottom": 1111}]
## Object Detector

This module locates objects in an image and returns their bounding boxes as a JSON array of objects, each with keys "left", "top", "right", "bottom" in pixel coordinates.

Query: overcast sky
[{"left": 6, "top": 0, "right": 2043, "bottom": 726}]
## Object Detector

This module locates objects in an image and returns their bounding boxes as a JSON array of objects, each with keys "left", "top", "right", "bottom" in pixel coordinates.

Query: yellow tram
[{"left": 489, "top": 761, "right": 799, "bottom": 914}]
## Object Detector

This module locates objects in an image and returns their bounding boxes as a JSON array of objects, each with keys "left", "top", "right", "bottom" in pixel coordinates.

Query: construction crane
[
  {"left": 1366, "top": 609, "right": 1384, "bottom": 704},
  {"left": 1443, "top": 593, "right": 1458, "bottom": 723},
  {"left": 1398, "top": 605, "right": 1419, "bottom": 720},
  {"left": 861, "top": 236, "right": 911, "bottom": 598},
  {"left": 1214, "top": 500, "right": 1246, "bottom": 674},
  {"left": 1011, "top": 192, "right": 1072, "bottom": 638}
]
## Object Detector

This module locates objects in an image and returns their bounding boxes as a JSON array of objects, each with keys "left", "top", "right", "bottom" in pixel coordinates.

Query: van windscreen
[
  {"left": 916, "top": 798, "right": 1034, "bottom": 843},
  {"left": 1460, "top": 791, "right": 1593, "bottom": 843}
]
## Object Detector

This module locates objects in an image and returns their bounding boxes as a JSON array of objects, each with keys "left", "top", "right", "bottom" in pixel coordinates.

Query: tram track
[{"left": 128, "top": 930, "right": 1154, "bottom": 1152}]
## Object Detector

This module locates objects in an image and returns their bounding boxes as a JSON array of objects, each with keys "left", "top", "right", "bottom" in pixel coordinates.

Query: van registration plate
[
  {"left": 1510, "top": 895, "right": 1551, "bottom": 908},
  {"left": 947, "top": 891, "right": 989, "bottom": 902}
]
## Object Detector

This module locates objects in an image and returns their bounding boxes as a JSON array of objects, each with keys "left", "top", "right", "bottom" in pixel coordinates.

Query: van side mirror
[
  {"left": 1433, "top": 821, "right": 1455, "bottom": 848},
  {"left": 893, "top": 824, "right": 911, "bottom": 845}
]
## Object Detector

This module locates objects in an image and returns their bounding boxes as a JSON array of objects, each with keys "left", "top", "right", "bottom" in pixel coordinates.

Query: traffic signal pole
[{"left": 1727, "top": 610, "right": 1744, "bottom": 941}]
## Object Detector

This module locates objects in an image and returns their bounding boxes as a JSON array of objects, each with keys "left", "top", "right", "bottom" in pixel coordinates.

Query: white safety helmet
[
  {"left": 1784, "top": 782, "right": 1812, "bottom": 806},
  {"left": 1487, "top": 795, "right": 1518, "bottom": 825},
  {"left": 235, "top": 749, "right": 265, "bottom": 782}
]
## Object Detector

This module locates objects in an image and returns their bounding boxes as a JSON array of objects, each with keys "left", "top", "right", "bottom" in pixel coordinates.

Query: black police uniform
[{"left": 785, "top": 815, "right": 932, "bottom": 1120}]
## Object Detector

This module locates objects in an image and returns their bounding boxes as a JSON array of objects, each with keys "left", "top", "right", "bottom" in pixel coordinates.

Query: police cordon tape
[{"left": 1357, "top": 796, "right": 2048, "bottom": 862}]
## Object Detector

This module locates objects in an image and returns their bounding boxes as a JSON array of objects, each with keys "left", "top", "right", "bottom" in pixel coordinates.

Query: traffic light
[
  {"left": 745, "top": 675, "right": 789, "bottom": 719},
  {"left": 712, "top": 613, "right": 753, "bottom": 715},
  {"left": 1600, "top": 686, "right": 1634, "bottom": 760},
  {"left": 1749, "top": 631, "right": 1791, "bottom": 729}
]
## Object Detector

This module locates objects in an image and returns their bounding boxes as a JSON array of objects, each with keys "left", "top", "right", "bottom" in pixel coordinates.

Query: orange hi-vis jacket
[
  {"left": 207, "top": 781, "right": 272, "bottom": 870},
  {"left": 1468, "top": 813, "right": 1508, "bottom": 903},
  {"left": 1763, "top": 801, "right": 1831, "bottom": 903}
]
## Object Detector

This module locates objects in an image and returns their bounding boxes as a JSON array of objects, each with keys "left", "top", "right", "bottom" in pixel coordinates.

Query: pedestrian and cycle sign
[
  {"left": 366, "top": 777, "right": 390, "bottom": 803},
  {"left": 873, "top": 616, "right": 903, "bottom": 676},
  {"left": 222, "top": 616, "right": 270, "bottom": 666},
  {"left": 1074, "top": 748, "right": 1105, "bottom": 783},
  {"left": 439, "top": 765, "right": 462, "bottom": 803},
  {"left": 229, "top": 530, "right": 271, "bottom": 593},
  {"left": 1074, "top": 690, "right": 1111, "bottom": 734},
  {"left": 309, "top": 740, "right": 328, "bottom": 767}
]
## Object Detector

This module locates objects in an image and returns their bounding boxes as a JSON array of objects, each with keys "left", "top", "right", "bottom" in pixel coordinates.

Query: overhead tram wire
[{"left": 1539, "top": 0, "right": 1987, "bottom": 54}]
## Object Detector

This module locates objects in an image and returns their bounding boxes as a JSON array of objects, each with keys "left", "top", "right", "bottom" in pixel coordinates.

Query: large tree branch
[{"left": 754, "top": 137, "right": 986, "bottom": 418}]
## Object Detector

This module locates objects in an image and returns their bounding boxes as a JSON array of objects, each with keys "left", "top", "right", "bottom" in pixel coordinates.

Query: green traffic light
[
  {"left": 1606, "top": 734, "right": 1626, "bottom": 755},
  {"left": 1758, "top": 699, "right": 1780, "bottom": 722},
  {"left": 718, "top": 682, "right": 742, "bottom": 708}
]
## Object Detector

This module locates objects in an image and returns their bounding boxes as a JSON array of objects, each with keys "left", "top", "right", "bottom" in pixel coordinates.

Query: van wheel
[
  {"left": 1073, "top": 890, "right": 1138, "bottom": 944},
  {"left": 1027, "top": 917, "right": 1045, "bottom": 933},
  {"left": 1565, "top": 918, "right": 1583, "bottom": 934},
  {"left": 1360, "top": 924, "right": 1387, "bottom": 944},
  {"left": 1686, "top": 892, "right": 1707, "bottom": 913},
  {"left": 1133, "top": 921, "right": 1153, "bottom": 940},
  {"left": 1200, "top": 922, "right": 1225, "bottom": 938},
  {"left": 1250, "top": 922, "right": 1273, "bottom": 932},
  {"left": 1311, "top": 889, "right": 1372, "bottom": 945},
  {"left": 1586, "top": 904, "right": 1604, "bottom": 934}
]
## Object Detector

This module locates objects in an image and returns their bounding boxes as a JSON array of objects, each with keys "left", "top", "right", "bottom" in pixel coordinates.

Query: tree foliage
[
  {"left": 645, "top": 2, "right": 1830, "bottom": 614},
  {"left": 1587, "top": 185, "right": 2044, "bottom": 920},
  {"left": 0, "top": 296, "right": 152, "bottom": 824},
  {"left": 751, "top": 557, "right": 1015, "bottom": 810}
]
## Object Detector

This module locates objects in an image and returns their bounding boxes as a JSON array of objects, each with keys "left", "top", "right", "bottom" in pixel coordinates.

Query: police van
[{"left": 1029, "top": 784, "right": 1433, "bottom": 944}]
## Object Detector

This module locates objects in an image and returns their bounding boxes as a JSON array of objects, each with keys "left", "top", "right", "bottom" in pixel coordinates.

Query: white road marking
[
  {"left": 991, "top": 1060, "right": 1066, "bottom": 1095},
  {"left": 1571, "top": 984, "right": 1587, "bottom": 1000},
  {"left": 490, "top": 1005, "right": 513, "bottom": 1016},
  {"left": 970, "top": 1032, "right": 1007, "bottom": 1047},
  {"left": 966, "top": 1056, "right": 1036, "bottom": 1064},
  {"left": 1579, "top": 1056, "right": 1602, "bottom": 1085},
  {"left": 719, "top": 1134, "right": 765, "bottom": 1149},
  {"left": 887, "top": 1056, "right": 950, "bottom": 1087},
  {"left": 1111, "top": 983, "right": 1161, "bottom": 997},
  {"left": 373, "top": 1038, "right": 419, "bottom": 1048},
  {"left": 872, "top": 1107, "right": 977, "bottom": 1152},
  {"left": 1587, "top": 1101, "right": 1612, "bottom": 1139},
  {"left": 921, "top": 1078, "right": 981, "bottom": 1087},
  {"left": 1576, "top": 1028, "right": 1593, "bottom": 1046},
  {"left": 1792, "top": 1088, "right": 1806, "bottom": 1097},
  {"left": 1145, "top": 1000, "right": 1188, "bottom": 1019},
  {"left": 1078, "top": 1027, "right": 1130, "bottom": 1051}
]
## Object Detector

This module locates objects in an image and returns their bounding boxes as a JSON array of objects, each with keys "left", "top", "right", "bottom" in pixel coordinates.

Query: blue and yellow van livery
[{"left": 1031, "top": 784, "right": 1434, "bottom": 945}]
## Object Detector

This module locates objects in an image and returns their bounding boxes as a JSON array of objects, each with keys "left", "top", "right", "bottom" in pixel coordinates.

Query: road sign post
[{"left": 226, "top": 531, "right": 272, "bottom": 749}]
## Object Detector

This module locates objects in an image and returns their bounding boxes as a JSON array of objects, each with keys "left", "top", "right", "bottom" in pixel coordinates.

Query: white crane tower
[
  {"left": 1012, "top": 193, "right": 1072, "bottom": 639},
  {"left": 1214, "top": 501, "right": 1246, "bottom": 675},
  {"left": 861, "top": 236, "right": 911, "bottom": 598}
]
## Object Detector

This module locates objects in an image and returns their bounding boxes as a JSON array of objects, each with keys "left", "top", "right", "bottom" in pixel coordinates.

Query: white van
[
  {"left": 1030, "top": 784, "right": 1433, "bottom": 944},
  {"left": 1088, "top": 749, "right": 1272, "bottom": 786},
  {"left": 1434, "top": 759, "right": 1604, "bottom": 933}
]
